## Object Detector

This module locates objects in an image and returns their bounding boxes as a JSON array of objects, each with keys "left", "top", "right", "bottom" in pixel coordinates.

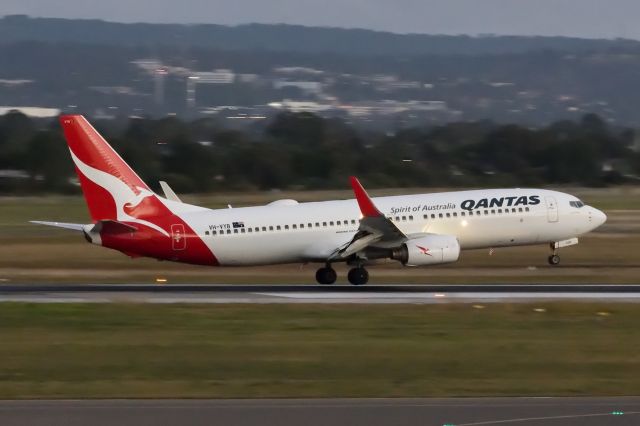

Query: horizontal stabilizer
[
  {"left": 91, "top": 220, "right": 137, "bottom": 234},
  {"left": 30, "top": 221, "right": 86, "bottom": 231}
]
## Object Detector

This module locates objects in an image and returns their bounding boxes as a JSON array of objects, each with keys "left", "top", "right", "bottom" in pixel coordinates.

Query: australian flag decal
[{"left": 232, "top": 221, "right": 245, "bottom": 229}]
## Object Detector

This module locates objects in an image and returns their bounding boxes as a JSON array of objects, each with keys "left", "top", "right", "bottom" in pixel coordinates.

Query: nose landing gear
[{"left": 548, "top": 242, "right": 560, "bottom": 266}]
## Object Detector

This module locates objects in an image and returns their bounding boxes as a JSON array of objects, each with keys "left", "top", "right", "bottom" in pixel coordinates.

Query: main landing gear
[
  {"left": 347, "top": 267, "right": 369, "bottom": 285},
  {"left": 548, "top": 243, "right": 560, "bottom": 266},
  {"left": 316, "top": 265, "right": 337, "bottom": 285},
  {"left": 314, "top": 265, "right": 370, "bottom": 285}
]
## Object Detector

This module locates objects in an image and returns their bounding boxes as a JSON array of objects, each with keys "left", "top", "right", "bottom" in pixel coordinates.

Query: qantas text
[{"left": 460, "top": 195, "right": 540, "bottom": 211}]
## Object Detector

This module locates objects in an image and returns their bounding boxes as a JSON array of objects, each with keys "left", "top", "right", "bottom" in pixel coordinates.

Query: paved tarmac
[
  {"left": 0, "top": 397, "right": 639, "bottom": 426},
  {"left": 1, "top": 284, "right": 640, "bottom": 303}
]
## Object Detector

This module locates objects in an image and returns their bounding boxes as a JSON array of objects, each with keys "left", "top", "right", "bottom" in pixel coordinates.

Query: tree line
[{"left": 0, "top": 110, "right": 638, "bottom": 194}]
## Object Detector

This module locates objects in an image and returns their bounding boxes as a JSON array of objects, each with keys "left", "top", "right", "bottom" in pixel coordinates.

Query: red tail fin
[{"left": 60, "top": 115, "right": 152, "bottom": 222}]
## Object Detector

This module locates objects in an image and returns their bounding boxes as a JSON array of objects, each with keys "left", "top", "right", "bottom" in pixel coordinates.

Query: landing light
[
  {"left": 461, "top": 220, "right": 468, "bottom": 227},
  {"left": 156, "top": 278, "right": 167, "bottom": 284}
]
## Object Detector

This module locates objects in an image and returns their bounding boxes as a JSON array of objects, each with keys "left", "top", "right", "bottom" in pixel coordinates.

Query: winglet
[
  {"left": 159, "top": 181, "right": 182, "bottom": 203},
  {"left": 350, "top": 176, "right": 383, "bottom": 218}
]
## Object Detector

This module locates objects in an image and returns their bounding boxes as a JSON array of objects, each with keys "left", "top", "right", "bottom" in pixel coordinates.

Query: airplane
[{"left": 32, "top": 115, "right": 607, "bottom": 285}]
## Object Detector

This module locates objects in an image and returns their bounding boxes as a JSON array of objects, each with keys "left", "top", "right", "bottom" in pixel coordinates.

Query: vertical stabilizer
[{"left": 60, "top": 115, "right": 153, "bottom": 222}]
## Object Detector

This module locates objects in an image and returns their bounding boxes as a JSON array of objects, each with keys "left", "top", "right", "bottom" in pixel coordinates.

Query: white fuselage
[{"left": 172, "top": 188, "right": 606, "bottom": 266}]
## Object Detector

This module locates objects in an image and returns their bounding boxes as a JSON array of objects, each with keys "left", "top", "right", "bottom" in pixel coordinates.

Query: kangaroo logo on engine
[{"left": 460, "top": 195, "right": 540, "bottom": 211}]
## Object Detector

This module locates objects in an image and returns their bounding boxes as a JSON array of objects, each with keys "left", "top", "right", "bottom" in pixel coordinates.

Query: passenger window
[
  {"left": 512, "top": 208, "right": 516, "bottom": 213},
  {"left": 439, "top": 213, "right": 443, "bottom": 218},
  {"left": 518, "top": 208, "right": 523, "bottom": 213},
  {"left": 212, "top": 231, "right": 217, "bottom": 235},
  {"left": 284, "top": 225, "right": 289, "bottom": 230},
  {"left": 525, "top": 207, "right": 530, "bottom": 212},
  {"left": 234, "top": 229, "right": 238, "bottom": 234},
  {"left": 431, "top": 214, "right": 436, "bottom": 219},
  {"left": 498, "top": 209, "right": 502, "bottom": 214},
  {"left": 446, "top": 213, "right": 451, "bottom": 218},
  {"left": 461, "top": 211, "right": 465, "bottom": 217},
  {"left": 423, "top": 214, "right": 428, "bottom": 219},
  {"left": 277, "top": 225, "right": 281, "bottom": 230},
  {"left": 484, "top": 210, "right": 489, "bottom": 215},
  {"left": 395, "top": 216, "right": 400, "bottom": 221},
  {"left": 269, "top": 226, "right": 273, "bottom": 231},
  {"left": 336, "top": 221, "right": 341, "bottom": 225},
  {"left": 316, "top": 222, "right": 320, "bottom": 227},
  {"left": 402, "top": 216, "right": 406, "bottom": 221},
  {"left": 262, "top": 226, "right": 267, "bottom": 231},
  {"left": 293, "top": 224, "right": 297, "bottom": 229},
  {"left": 409, "top": 215, "right": 413, "bottom": 221},
  {"left": 453, "top": 212, "right": 457, "bottom": 217},
  {"left": 308, "top": 223, "right": 312, "bottom": 228},
  {"left": 254, "top": 227, "right": 259, "bottom": 232},
  {"left": 351, "top": 220, "right": 356, "bottom": 224},
  {"left": 323, "top": 222, "right": 327, "bottom": 227},
  {"left": 248, "top": 228, "right": 252, "bottom": 233},
  {"left": 330, "top": 221, "right": 334, "bottom": 226},
  {"left": 241, "top": 228, "right": 245, "bottom": 233},
  {"left": 226, "top": 229, "right": 231, "bottom": 234},
  {"left": 205, "top": 231, "right": 210, "bottom": 235}
]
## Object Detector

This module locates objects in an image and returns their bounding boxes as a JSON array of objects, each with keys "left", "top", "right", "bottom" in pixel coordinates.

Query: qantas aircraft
[{"left": 32, "top": 115, "right": 607, "bottom": 285}]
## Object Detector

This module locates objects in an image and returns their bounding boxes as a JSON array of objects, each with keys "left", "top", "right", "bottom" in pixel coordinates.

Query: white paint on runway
[{"left": 3, "top": 289, "right": 640, "bottom": 304}]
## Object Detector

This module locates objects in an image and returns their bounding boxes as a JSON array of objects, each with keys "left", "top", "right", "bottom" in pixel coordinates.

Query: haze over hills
[
  {"left": 2, "top": 15, "right": 640, "bottom": 55},
  {"left": 2, "top": 15, "right": 640, "bottom": 127}
]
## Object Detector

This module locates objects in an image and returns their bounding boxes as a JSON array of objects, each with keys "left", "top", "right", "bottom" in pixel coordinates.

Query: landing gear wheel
[
  {"left": 548, "top": 254, "right": 560, "bottom": 266},
  {"left": 347, "top": 267, "right": 369, "bottom": 285},
  {"left": 316, "top": 267, "right": 337, "bottom": 285}
]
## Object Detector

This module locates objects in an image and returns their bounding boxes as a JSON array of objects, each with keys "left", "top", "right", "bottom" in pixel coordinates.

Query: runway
[
  {"left": 1, "top": 284, "right": 640, "bottom": 303},
  {"left": 0, "top": 397, "right": 639, "bottom": 426}
]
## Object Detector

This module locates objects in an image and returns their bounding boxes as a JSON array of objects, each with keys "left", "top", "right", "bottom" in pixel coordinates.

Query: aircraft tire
[
  {"left": 347, "top": 267, "right": 369, "bottom": 285},
  {"left": 316, "top": 267, "right": 337, "bottom": 285},
  {"left": 548, "top": 254, "right": 560, "bottom": 266}
]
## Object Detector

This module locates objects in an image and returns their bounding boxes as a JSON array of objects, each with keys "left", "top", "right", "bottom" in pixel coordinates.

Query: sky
[{"left": 2, "top": 0, "right": 640, "bottom": 40}]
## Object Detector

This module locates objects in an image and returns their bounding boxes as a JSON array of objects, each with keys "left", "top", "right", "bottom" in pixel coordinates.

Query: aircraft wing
[{"left": 330, "top": 177, "right": 407, "bottom": 259}]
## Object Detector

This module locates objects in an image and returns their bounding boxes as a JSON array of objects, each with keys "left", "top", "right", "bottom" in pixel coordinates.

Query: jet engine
[{"left": 389, "top": 235, "right": 460, "bottom": 266}]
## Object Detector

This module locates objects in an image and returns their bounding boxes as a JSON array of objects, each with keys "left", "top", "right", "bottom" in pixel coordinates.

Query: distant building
[
  {"left": 268, "top": 100, "right": 334, "bottom": 113},
  {"left": 0, "top": 106, "right": 60, "bottom": 118},
  {"left": 192, "top": 69, "right": 236, "bottom": 84}
]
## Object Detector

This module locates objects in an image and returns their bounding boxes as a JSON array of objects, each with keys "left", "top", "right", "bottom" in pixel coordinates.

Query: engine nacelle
[{"left": 391, "top": 235, "right": 460, "bottom": 266}]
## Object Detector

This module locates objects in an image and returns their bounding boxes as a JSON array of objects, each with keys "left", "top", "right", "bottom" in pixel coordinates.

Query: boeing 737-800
[{"left": 32, "top": 115, "right": 607, "bottom": 285}]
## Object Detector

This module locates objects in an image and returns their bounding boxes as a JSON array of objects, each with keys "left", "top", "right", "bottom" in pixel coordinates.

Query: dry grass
[{"left": 1, "top": 302, "right": 640, "bottom": 398}]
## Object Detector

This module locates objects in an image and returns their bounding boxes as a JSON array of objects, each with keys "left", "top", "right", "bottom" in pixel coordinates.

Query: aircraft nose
[{"left": 592, "top": 208, "right": 607, "bottom": 228}]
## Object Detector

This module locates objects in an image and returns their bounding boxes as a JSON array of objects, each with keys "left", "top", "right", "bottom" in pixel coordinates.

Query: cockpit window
[{"left": 569, "top": 200, "right": 585, "bottom": 208}]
